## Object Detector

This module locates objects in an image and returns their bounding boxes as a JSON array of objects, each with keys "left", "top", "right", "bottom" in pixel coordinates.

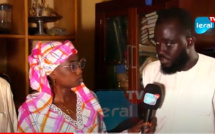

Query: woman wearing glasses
[
  {"left": 17, "top": 40, "right": 105, "bottom": 132},
  {"left": 17, "top": 40, "right": 149, "bottom": 133}
]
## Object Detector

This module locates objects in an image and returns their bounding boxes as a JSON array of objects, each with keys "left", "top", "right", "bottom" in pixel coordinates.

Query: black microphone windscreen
[{"left": 141, "top": 83, "right": 163, "bottom": 110}]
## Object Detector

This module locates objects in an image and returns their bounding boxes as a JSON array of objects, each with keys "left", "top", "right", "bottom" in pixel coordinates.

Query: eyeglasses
[{"left": 63, "top": 58, "right": 86, "bottom": 72}]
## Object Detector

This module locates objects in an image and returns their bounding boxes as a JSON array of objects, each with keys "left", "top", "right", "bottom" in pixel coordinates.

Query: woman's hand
[{"left": 127, "top": 117, "right": 157, "bottom": 133}]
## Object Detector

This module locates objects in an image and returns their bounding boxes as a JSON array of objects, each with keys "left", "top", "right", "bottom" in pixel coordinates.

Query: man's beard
[{"left": 161, "top": 49, "right": 189, "bottom": 74}]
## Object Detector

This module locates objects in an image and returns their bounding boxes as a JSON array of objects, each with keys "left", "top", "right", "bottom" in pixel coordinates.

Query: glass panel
[
  {"left": 96, "top": 16, "right": 138, "bottom": 132},
  {"left": 104, "top": 16, "right": 128, "bottom": 90},
  {"left": 138, "top": 11, "right": 157, "bottom": 90}
]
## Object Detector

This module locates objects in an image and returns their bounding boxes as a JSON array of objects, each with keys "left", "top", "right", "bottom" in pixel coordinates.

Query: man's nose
[{"left": 156, "top": 43, "right": 166, "bottom": 55}]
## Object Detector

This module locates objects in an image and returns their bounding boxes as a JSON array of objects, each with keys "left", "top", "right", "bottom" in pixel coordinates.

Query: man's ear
[{"left": 187, "top": 36, "right": 196, "bottom": 47}]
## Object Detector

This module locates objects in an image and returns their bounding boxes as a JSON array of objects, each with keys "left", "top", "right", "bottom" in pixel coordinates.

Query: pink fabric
[
  {"left": 18, "top": 41, "right": 105, "bottom": 132},
  {"left": 29, "top": 40, "right": 77, "bottom": 93}
]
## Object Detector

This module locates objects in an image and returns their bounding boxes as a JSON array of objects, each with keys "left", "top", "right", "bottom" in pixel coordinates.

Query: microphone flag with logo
[{"left": 138, "top": 83, "right": 164, "bottom": 133}]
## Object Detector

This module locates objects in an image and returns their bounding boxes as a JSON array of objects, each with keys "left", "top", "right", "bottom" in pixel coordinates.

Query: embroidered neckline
[{"left": 50, "top": 96, "right": 83, "bottom": 128}]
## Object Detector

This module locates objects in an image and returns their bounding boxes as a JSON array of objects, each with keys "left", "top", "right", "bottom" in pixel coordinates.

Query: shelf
[
  {"left": 0, "top": 0, "right": 78, "bottom": 107},
  {"left": 139, "top": 45, "right": 156, "bottom": 53},
  {"left": 0, "top": 34, "right": 76, "bottom": 40},
  {"left": 28, "top": 35, "right": 76, "bottom": 40},
  {"left": 0, "top": 34, "right": 25, "bottom": 39}
]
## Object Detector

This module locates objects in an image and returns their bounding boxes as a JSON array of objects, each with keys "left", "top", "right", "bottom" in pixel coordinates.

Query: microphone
[{"left": 138, "top": 83, "right": 164, "bottom": 133}]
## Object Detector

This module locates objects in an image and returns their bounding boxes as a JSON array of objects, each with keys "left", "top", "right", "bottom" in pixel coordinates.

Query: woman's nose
[{"left": 76, "top": 66, "right": 83, "bottom": 75}]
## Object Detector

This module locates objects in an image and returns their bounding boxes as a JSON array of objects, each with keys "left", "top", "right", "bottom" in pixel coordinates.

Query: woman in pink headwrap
[
  {"left": 17, "top": 40, "right": 150, "bottom": 133},
  {"left": 17, "top": 40, "right": 106, "bottom": 132}
]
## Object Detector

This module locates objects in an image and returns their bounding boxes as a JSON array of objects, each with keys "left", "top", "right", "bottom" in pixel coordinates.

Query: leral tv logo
[
  {"left": 144, "top": 93, "right": 160, "bottom": 105},
  {"left": 195, "top": 16, "right": 215, "bottom": 34}
]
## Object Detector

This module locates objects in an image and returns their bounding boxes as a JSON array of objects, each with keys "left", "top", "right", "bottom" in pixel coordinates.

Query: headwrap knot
[{"left": 28, "top": 40, "right": 77, "bottom": 93}]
